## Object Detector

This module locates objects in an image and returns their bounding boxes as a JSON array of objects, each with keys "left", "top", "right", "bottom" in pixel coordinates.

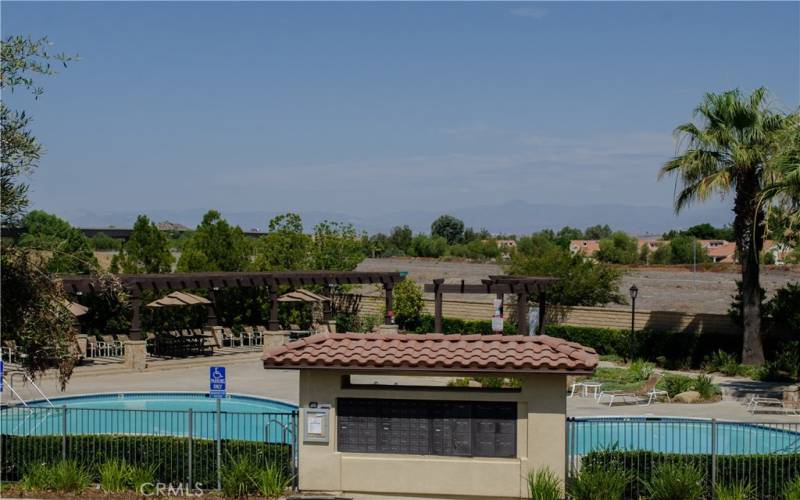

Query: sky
[{"left": 2, "top": 1, "right": 799, "bottom": 231}]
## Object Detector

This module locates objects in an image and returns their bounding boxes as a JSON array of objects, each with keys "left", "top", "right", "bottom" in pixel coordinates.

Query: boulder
[{"left": 673, "top": 390, "right": 701, "bottom": 404}]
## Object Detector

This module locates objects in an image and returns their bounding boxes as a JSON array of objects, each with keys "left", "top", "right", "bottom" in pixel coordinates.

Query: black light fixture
[{"left": 628, "top": 284, "right": 638, "bottom": 361}]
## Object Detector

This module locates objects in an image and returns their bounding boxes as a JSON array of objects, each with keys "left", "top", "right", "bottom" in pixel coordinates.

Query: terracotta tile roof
[{"left": 262, "top": 333, "right": 598, "bottom": 374}]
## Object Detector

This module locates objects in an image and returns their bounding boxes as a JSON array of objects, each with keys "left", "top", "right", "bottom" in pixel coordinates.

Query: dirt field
[{"left": 355, "top": 257, "right": 800, "bottom": 314}]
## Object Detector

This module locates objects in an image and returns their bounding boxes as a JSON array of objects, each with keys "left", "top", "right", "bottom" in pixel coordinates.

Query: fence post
[
  {"left": 711, "top": 418, "right": 718, "bottom": 497},
  {"left": 216, "top": 398, "right": 222, "bottom": 491},
  {"left": 564, "top": 417, "right": 571, "bottom": 486},
  {"left": 187, "top": 408, "right": 193, "bottom": 489},
  {"left": 292, "top": 410, "right": 299, "bottom": 489},
  {"left": 61, "top": 405, "right": 68, "bottom": 461}
]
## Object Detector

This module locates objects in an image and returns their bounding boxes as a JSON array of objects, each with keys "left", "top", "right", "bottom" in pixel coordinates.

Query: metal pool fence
[
  {"left": 567, "top": 417, "right": 800, "bottom": 499},
  {"left": 1, "top": 405, "right": 298, "bottom": 489}
]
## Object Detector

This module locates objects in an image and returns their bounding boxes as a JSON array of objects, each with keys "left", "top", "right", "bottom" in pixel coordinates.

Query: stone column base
[{"left": 124, "top": 340, "right": 148, "bottom": 371}]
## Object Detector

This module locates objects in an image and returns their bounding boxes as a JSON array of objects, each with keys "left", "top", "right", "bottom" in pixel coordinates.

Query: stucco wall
[
  {"left": 358, "top": 295, "right": 738, "bottom": 334},
  {"left": 297, "top": 369, "right": 566, "bottom": 499}
]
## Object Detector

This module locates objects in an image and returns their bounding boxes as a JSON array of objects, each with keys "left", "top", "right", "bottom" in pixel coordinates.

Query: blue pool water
[
  {"left": 1, "top": 392, "right": 297, "bottom": 442},
  {"left": 570, "top": 417, "right": 800, "bottom": 455}
]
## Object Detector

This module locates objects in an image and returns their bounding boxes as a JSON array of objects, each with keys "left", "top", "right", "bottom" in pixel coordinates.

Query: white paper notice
[{"left": 307, "top": 414, "right": 323, "bottom": 435}]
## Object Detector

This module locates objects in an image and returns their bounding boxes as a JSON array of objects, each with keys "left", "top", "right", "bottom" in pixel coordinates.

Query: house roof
[{"left": 262, "top": 333, "right": 598, "bottom": 374}]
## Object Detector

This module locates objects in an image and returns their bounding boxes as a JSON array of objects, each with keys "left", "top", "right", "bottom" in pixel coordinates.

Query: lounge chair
[
  {"left": 221, "top": 327, "right": 239, "bottom": 347},
  {"left": 748, "top": 388, "right": 800, "bottom": 415},
  {"left": 597, "top": 373, "right": 668, "bottom": 407},
  {"left": 242, "top": 326, "right": 255, "bottom": 346}
]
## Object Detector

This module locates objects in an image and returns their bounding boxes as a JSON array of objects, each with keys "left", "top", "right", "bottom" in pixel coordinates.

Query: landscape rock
[{"left": 673, "top": 390, "right": 701, "bottom": 404}]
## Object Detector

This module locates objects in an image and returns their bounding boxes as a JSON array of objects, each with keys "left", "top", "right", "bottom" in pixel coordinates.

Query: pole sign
[{"left": 209, "top": 366, "right": 226, "bottom": 398}]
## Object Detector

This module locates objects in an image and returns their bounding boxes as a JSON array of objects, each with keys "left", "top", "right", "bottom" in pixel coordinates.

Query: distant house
[
  {"left": 495, "top": 239, "right": 517, "bottom": 250},
  {"left": 764, "top": 240, "right": 793, "bottom": 265},
  {"left": 569, "top": 239, "right": 601, "bottom": 257},
  {"left": 698, "top": 240, "right": 737, "bottom": 263}
]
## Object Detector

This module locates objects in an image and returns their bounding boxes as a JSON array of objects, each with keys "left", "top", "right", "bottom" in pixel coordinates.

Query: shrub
[
  {"left": 414, "top": 314, "right": 517, "bottom": 335},
  {"left": 642, "top": 462, "right": 705, "bottom": 500},
  {"left": 714, "top": 481, "right": 755, "bottom": 500},
  {"left": 526, "top": 467, "right": 562, "bottom": 500},
  {"left": 393, "top": 279, "right": 424, "bottom": 331},
  {"left": 1, "top": 434, "right": 292, "bottom": 486},
  {"left": 99, "top": 459, "right": 131, "bottom": 493},
  {"left": 129, "top": 463, "right": 157, "bottom": 495},
  {"left": 784, "top": 475, "right": 800, "bottom": 500},
  {"left": 19, "top": 463, "right": 51, "bottom": 491},
  {"left": 49, "top": 460, "right": 92, "bottom": 493},
  {"left": 253, "top": 462, "right": 292, "bottom": 497},
  {"left": 567, "top": 464, "right": 630, "bottom": 500},
  {"left": 582, "top": 450, "right": 800, "bottom": 499},
  {"left": 754, "top": 360, "right": 794, "bottom": 382},
  {"left": 705, "top": 350, "right": 743, "bottom": 376},
  {"left": 629, "top": 359, "right": 655, "bottom": 381},
  {"left": 658, "top": 374, "right": 694, "bottom": 398},
  {"left": 692, "top": 374, "right": 720, "bottom": 400},
  {"left": 220, "top": 454, "right": 258, "bottom": 498}
]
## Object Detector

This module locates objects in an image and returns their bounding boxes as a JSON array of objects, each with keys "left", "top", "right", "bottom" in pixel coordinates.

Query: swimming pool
[
  {"left": 569, "top": 417, "right": 800, "bottom": 455},
  {"left": 1, "top": 392, "right": 297, "bottom": 442}
]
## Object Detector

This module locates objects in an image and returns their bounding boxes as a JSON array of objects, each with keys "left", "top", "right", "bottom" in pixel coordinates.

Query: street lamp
[{"left": 629, "top": 284, "right": 639, "bottom": 361}]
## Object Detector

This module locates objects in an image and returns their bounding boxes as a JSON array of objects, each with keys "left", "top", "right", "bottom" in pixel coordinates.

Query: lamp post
[{"left": 629, "top": 284, "right": 638, "bottom": 361}]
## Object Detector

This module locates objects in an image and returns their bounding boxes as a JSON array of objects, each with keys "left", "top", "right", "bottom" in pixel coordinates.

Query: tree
[
  {"left": 310, "top": 220, "right": 364, "bottom": 271},
  {"left": 507, "top": 244, "right": 624, "bottom": 317},
  {"left": 177, "top": 210, "right": 251, "bottom": 272},
  {"left": 668, "top": 234, "right": 710, "bottom": 264},
  {"left": 660, "top": 88, "right": 792, "bottom": 364},
  {"left": 253, "top": 213, "right": 310, "bottom": 271},
  {"left": 389, "top": 225, "right": 413, "bottom": 254},
  {"left": 583, "top": 224, "right": 612, "bottom": 240},
  {"left": 112, "top": 215, "right": 174, "bottom": 273},
  {"left": 1, "top": 246, "right": 77, "bottom": 387},
  {"left": 19, "top": 210, "right": 98, "bottom": 274},
  {"left": 431, "top": 214, "right": 465, "bottom": 245},
  {"left": 761, "top": 116, "right": 800, "bottom": 244},
  {"left": 555, "top": 226, "right": 584, "bottom": 249},
  {"left": 596, "top": 231, "right": 638, "bottom": 264},
  {"left": 1, "top": 36, "right": 75, "bottom": 225},
  {"left": 392, "top": 279, "right": 424, "bottom": 331},
  {"left": 409, "top": 234, "right": 448, "bottom": 258}
]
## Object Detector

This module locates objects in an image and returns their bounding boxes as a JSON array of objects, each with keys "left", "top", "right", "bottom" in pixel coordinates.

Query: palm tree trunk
[{"left": 734, "top": 171, "right": 766, "bottom": 365}]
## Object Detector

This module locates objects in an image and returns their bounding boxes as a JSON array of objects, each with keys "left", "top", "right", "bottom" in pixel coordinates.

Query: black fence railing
[
  {"left": 1, "top": 406, "right": 298, "bottom": 489},
  {"left": 566, "top": 417, "right": 800, "bottom": 499}
]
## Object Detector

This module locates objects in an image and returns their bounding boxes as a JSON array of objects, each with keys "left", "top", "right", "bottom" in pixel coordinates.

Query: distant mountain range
[{"left": 57, "top": 200, "right": 732, "bottom": 236}]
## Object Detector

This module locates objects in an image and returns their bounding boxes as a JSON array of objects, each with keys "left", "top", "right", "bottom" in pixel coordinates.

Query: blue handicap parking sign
[{"left": 209, "top": 366, "right": 226, "bottom": 398}]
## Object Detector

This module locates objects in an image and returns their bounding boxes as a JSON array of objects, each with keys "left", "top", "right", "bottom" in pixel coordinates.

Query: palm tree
[
  {"left": 762, "top": 117, "right": 800, "bottom": 243},
  {"left": 660, "top": 88, "right": 791, "bottom": 364}
]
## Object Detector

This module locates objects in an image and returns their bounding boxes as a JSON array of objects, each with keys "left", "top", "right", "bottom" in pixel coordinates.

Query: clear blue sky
[{"left": 3, "top": 2, "right": 798, "bottom": 227}]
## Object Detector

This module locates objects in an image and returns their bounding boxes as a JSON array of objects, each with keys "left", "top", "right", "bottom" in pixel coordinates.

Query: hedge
[
  {"left": 413, "top": 314, "right": 518, "bottom": 335},
  {"left": 581, "top": 449, "right": 800, "bottom": 499},
  {"left": 1, "top": 434, "right": 292, "bottom": 487}
]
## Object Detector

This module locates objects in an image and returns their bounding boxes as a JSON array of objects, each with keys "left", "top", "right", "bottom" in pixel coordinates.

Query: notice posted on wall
[{"left": 307, "top": 413, "right": 323, "bottom": 435}]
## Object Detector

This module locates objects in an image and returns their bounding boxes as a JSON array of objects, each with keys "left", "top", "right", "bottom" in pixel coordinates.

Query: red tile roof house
[{"left": 263, "top": 332, "right": 597, "bottom": 499}]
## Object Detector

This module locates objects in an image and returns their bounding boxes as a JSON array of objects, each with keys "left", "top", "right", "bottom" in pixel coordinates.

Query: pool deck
[{"left": 5, "top": 352, "right": 798, "bottom": 423}]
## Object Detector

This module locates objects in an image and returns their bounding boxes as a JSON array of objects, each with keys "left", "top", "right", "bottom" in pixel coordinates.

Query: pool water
[
  {"left": 570, "top": 417, "right": 800, "bottom": 455},
  {"left": 2, "top": 392, "right": 297, "bottom": 442}
]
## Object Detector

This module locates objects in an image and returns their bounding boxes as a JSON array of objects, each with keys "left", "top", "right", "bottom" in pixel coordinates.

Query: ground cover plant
[{"left": 526, "top": 467, "right": 562, "bottom": 500}]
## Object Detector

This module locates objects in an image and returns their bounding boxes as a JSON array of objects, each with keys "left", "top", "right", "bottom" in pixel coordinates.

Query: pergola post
[
  {"left": 268, "top": 281, "right": 280, "bottom": 331},
  {"left": 129, "top": 296, "right": 143, "bottom": 340},
  {"left": 516, "top": 292, "right": 529, "bottom": 336},
  {"left": 538, "top": 291, "right": 546, "bottom": 335},
  {"left": 206, "top": 289, "right": 219, "bottom": 327},
  {"left": 322, "top": 285, "right": 332, "bottom": 322},
  {"left": 384, "top": 283, "right": 394, "bottom": 325},
  {"left": 433, "top": 279, "right": 444, "bottom": 333}
]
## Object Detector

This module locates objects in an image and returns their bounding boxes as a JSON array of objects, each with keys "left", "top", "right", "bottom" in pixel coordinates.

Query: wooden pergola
[
  {"left": 60, "top": 271, "right": 405, "bottom": 339},
  {"left": 423, "top": 275, "right": 559, "bottom": 335}
]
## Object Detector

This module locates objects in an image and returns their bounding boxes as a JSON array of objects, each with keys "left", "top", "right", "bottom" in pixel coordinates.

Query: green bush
[
  {"left": 99, "top": 459, "right": 131, "bottom": 493},
  {"left": 714, "top": 481, "right": 755, "bottom": 500},
  {"left": 253, "top": 462, "right": 292, "bottom": 497},
  {"left": 526, "top": 467, "right": 562, "bottom": 500},
  {"left": 49, "top": 460, "right": 92, "bottom": 493},
  {"left": 414, "top": 314, "right": 517, "bottom": 335},
  {"left": 582, "top": 450, "right": 800, "bottom": 499},
  {"left": 129, "top": 463, "right": 157, "bottom": 495},
  {"left": 658, "top": 374, "right": 694, "bottom": 397},
  {"left": 784, "top": 475, "right": 800, "bottom": 500},
  {"left": 692, "top": 374, "right": 720, "bottom": 400},
  {"left": 19, "top": 463, "right": 51, "bottom": 491},
  {"left": 221, "top": 454, "right": 259, "bottom": 498},
  {"left": 1, "top": 434, "right": 292, "bottom": 487},
  {"left": 393, "top": 279, "right": 424, "bottom": 331},
  {"left": 567, "top": 463, "right": 630, "bottom": 500},
  {"left": 642, "top": 462, "right": 705, "bottom": 500},
  {"left": 705, "top": 350, "right": 744, "bottom": 376},
  {"left": 628, "top": 359, "right": 655, "bottom": 381}
]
